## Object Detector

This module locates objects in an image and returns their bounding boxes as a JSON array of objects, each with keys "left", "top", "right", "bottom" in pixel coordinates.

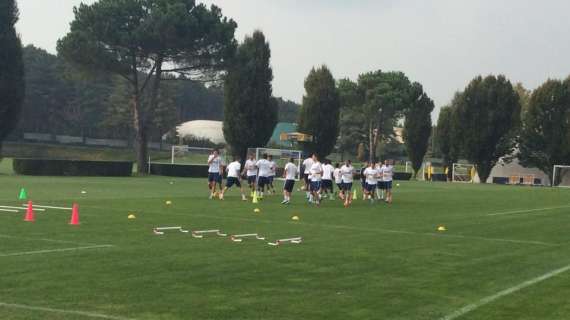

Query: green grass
[{"left": 1, "top": 174, "right": 570, "bottom": 319}]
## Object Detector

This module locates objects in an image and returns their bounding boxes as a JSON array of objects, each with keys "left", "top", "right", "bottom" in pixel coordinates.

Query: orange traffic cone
[
  {"left": 69, "top": 203, "right": 80, "bottom": 225},
  {"left": 24, "top": 201, "right": 35, "bottom": 222}
]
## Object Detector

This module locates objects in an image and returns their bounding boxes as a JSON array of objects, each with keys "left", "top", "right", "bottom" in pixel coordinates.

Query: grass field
[{"left": 1, "top": 165, "right": 570, "bottom": 319}]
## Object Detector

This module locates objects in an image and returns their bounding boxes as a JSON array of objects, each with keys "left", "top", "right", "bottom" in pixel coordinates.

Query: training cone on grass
[
  {"left": 18, "top": 188, "right": 27, "bottom": 200},
  {"left": 69, "top": 203, "right": 80, "bottom": 225},
  {"left": 24, "top": 201, "right": 35, "bottom": 222},
  {"left": 437, "top": 225, "right": 447, "bottom": 232},
  {"left": 291, "top": 215, "right": 300, "bottom": 221}
]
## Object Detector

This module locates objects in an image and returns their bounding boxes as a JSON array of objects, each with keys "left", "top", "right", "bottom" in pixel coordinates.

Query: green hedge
[
  {"left": 150, "top": 163, "right": 208, "bottom": 177},
  {"left": 13, "top": 158, "right": 133, "bottom": 176}
]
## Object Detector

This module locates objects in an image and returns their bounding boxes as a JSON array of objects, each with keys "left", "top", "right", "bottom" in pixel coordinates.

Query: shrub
[{"left": 13, "top": 158, "right": 133, "bottom": 176}]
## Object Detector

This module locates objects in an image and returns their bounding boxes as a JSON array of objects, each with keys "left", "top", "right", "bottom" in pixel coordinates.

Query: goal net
[
  {"left": 170, "top": 146, "right": 228, "bottom": 165},
  {"left": 246, "top": 147, "right": 303, "bottom": 180},
  {"left": 452, "top": 163, "right": 476, "bottom": 183},
  {"left": 552, "top": 165, "right": 570, "bottom": 187}
]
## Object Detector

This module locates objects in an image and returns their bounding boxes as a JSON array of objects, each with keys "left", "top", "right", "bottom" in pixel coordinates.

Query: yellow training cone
[
  {"left": 291, "top": 215, "right": 300, "bottom": 221},
  {"left": 437, "top": 226, "right": 447, "bottom": 232},
  {"left": 128, "top": 214, "right": 136, "bottom": 219},
  {"left": 254, "top": 208, "right": 261, "bottom": 213}
]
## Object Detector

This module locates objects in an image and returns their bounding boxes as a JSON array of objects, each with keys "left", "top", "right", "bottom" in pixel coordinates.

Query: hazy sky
[{"left": 16, "top": 0, "right": 570, "bottom": 119}]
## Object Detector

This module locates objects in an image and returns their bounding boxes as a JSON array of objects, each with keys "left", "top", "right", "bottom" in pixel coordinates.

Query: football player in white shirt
[
  {"left": 220, "top": 157, "right": 247, "bottom": 201},
  {"left": 340, "top": 160, "right": 354, "bottom": 207},
  {"left": 363, "top": 161, "right": 380, "bottom": 203},
  {"left": 302, "top": 155, "right": 315, "bottom": 198},
  {"left": 281, "top": 158, "right": 298, "bottom": 204},
  {"left": 376, "top": 161, "right": 385, "bottom": 200},
  {"left": 382, "top": 159, "right": 395, "bottom": 204},
  {"left": 255, "top": 154, "right": 272, "bottom": 199},
  {"left": 333, "top": 163, "right": 343, "bottom": 199},
  {"left": 242, "top": 154, "right": 257, "bottom": 198},
  {"left": 207, "top": 149, "right": 222, "bottom": 199},
  {"left": 309, "top": 154, "right": 323, "bottom": 206},
  {"left": 267, "top": 155, "right": 277, "bottom": 195},
  {"left": 321, "top": 159, "right": 335, "bottom": 200}
]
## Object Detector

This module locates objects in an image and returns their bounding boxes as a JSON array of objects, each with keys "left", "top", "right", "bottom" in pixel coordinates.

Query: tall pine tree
[
  {"left": 298, "top": 66, "right": 340, "bottom": 158},
  {"left": 454, "top": 75, "right": 521, "bottom": 182},
  {"left": 403, "top": 84, "right": 434, "bottom": 178},
  {"left": 0, "top": 0, "right": 24, "bottom": 154},
  {"left": 223, "top": 31, "right": 277, "bottom": 160}
]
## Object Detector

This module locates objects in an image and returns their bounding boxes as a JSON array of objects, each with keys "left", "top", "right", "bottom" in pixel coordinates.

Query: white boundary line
[
  {"left": 487, "top": 205, "right": 570, "bottom": 216},
  {"left": 440, "top": 263, "right": 570, "bottom": 320},
  {"left": 0, "top": 234, "right": 97, "bottom": 246},
  {"left": 0, "top": 301, "right": 136, "bottom": 320},
  {"left": 0, "top": 245, "right": 114, "bottom": 257}
]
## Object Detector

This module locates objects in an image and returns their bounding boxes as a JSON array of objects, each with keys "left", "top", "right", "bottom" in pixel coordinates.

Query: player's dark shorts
[
  {"left": 226, "top": 177, "right": 241, "bottom": 188},
  {"left": 384, "top": 180, "right": 393, "bottom": 190},
  {"left": 247, "top": 175, "right": 257, "bottom": 185},
  {"left": 216, "top": 174, "right": 222, "bottom": 183},
  {"left": 284, "top": 179, "right": 295, "bottom": 193},
  {"left": 336, "top": 183, "right": 343, "bottom": 190},
  {"left": 342, "top": 182, "right": 353, "bottom": 191},
  {"left": 303, "top": 173, "right": 310, "bottom": 184},
  {"left": 365, "top": 183, "right": 377, "bottom": 192},
  {"left": 258, "top": 176, "right": 269, "bottom": 188},
  {"left": 208, "top": 172, "right": 220, "bottom": 182},
  {"left": 378, "top": 181, "right": 386, "bottom": 189},
  {"left": 268, "top": 176, "right": 275, "bottom": 185},
  {"left": 310, "top": 181, "right": 321, "bottom": 192},
  {"left": 322, "top": 179, "right": 333, "bottom": 190},
  {"left": 361, "top": 180, "right": 366, "bottom": 188}
]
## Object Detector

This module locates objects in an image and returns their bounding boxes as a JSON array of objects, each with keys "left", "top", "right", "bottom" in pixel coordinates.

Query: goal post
[
  {"left": 452, "top": 163, "right": 476, "bottom": 183},
  {"left": 246, "top": 147, "right": 303, "bottom": 180},
  {"left": 169, "top": 146, "right": 228, "bottom": 165},
  {"left": 552, "top": 165, "right": 570, "bottom": 187}
]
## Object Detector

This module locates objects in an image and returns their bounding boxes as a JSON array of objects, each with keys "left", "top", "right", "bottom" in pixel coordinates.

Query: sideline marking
[
  {"left": 0, "top": 234, "right": 96, "bottom": 246},
  {"left": 0, "top": 301, "right": 135, "bottom": 320},
  {"left": 0, "top": 245, "right": 113, "bottom": 257},
  {"left": 487, "top": 205, "right": 570, "bottom": 216},
  {"left": 440, "top": 263, "right": 570, "bottom": 320}
]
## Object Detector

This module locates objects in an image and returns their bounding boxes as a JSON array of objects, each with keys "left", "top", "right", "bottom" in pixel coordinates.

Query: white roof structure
[{"left": 176, "top": 120, "right": 226, "bottom": 144}]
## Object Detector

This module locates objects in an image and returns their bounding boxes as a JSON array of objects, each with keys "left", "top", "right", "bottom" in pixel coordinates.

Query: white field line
[
  {"left": 0, "top": 234, "right": 96, "bottom": 246},
  {"left": 0, "top": 245, "right": 113, "bottom": 257},
  {"left": 440, "top": 263, "right": 570, "bottom": 320},
  {"left": 0, "top": 301, "right": 135, "bottom": 320},
  {"left": 21, "top": 204, "right": 72, "bottom": 210},
  {"left": 0, "top": 208, "right": 19, "bottom": 213},
  {"left": 486, "top": 205, "right": 570, "bottom": 216}
]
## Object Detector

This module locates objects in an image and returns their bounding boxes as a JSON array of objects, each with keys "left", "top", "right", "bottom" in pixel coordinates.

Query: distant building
[
  {"left": 175, "top": 121, "right": 299, "bottom": 147},
  {"left": 176, "top": 120, "right": 225, "bottom": 144}
]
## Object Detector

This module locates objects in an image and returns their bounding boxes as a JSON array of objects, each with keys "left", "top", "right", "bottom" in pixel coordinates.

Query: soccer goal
[
  {"left": 452, "top": 163, "right": 476, "bottom": 183},
  {"left": 170, "top": 146, "right": 227, "bottom": 165},
  {"left": 552, "top": 165, "right": 570, "bottom": 187},
  {"left": 246, "top": 147, "right": 303, "bottom": 180}
]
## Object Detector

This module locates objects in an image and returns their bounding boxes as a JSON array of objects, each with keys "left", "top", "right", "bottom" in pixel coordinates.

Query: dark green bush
[
  {"left": 13, "top": 158, "right": 133, "bottom": 176},
  {"left": 150, "top": 163, "right": 208, "bottom": 177}
]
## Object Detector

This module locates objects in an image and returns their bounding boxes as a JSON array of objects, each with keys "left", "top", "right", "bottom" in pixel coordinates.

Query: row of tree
[
  {"left": 14, "top": 44, "right": 298, "bottom": 142},
  {"left": 297, "top": 68, "right": 434, "bottom": 176},
  {"left": 436, "top": 75, "right": 570, "bottom": 183}
]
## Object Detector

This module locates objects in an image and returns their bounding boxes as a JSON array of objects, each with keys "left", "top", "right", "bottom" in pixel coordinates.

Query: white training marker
[
  {"left": 153, "top": 226, "right": 189, "bottom": 235},
  {"left": 267, "top": 237, "right": 303, "bottom": 246},
  {"left": 192, "top": 229, "right": 227, "bottom": 238},
  {"left": 0, "top": 206, "right": 45, "bottom": 211},
  {"left": 21, "top": 204, "right": 72, "bottom": 210},
  {"left": 230, "top": 233, "right": 266, "bottom": 242}
]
